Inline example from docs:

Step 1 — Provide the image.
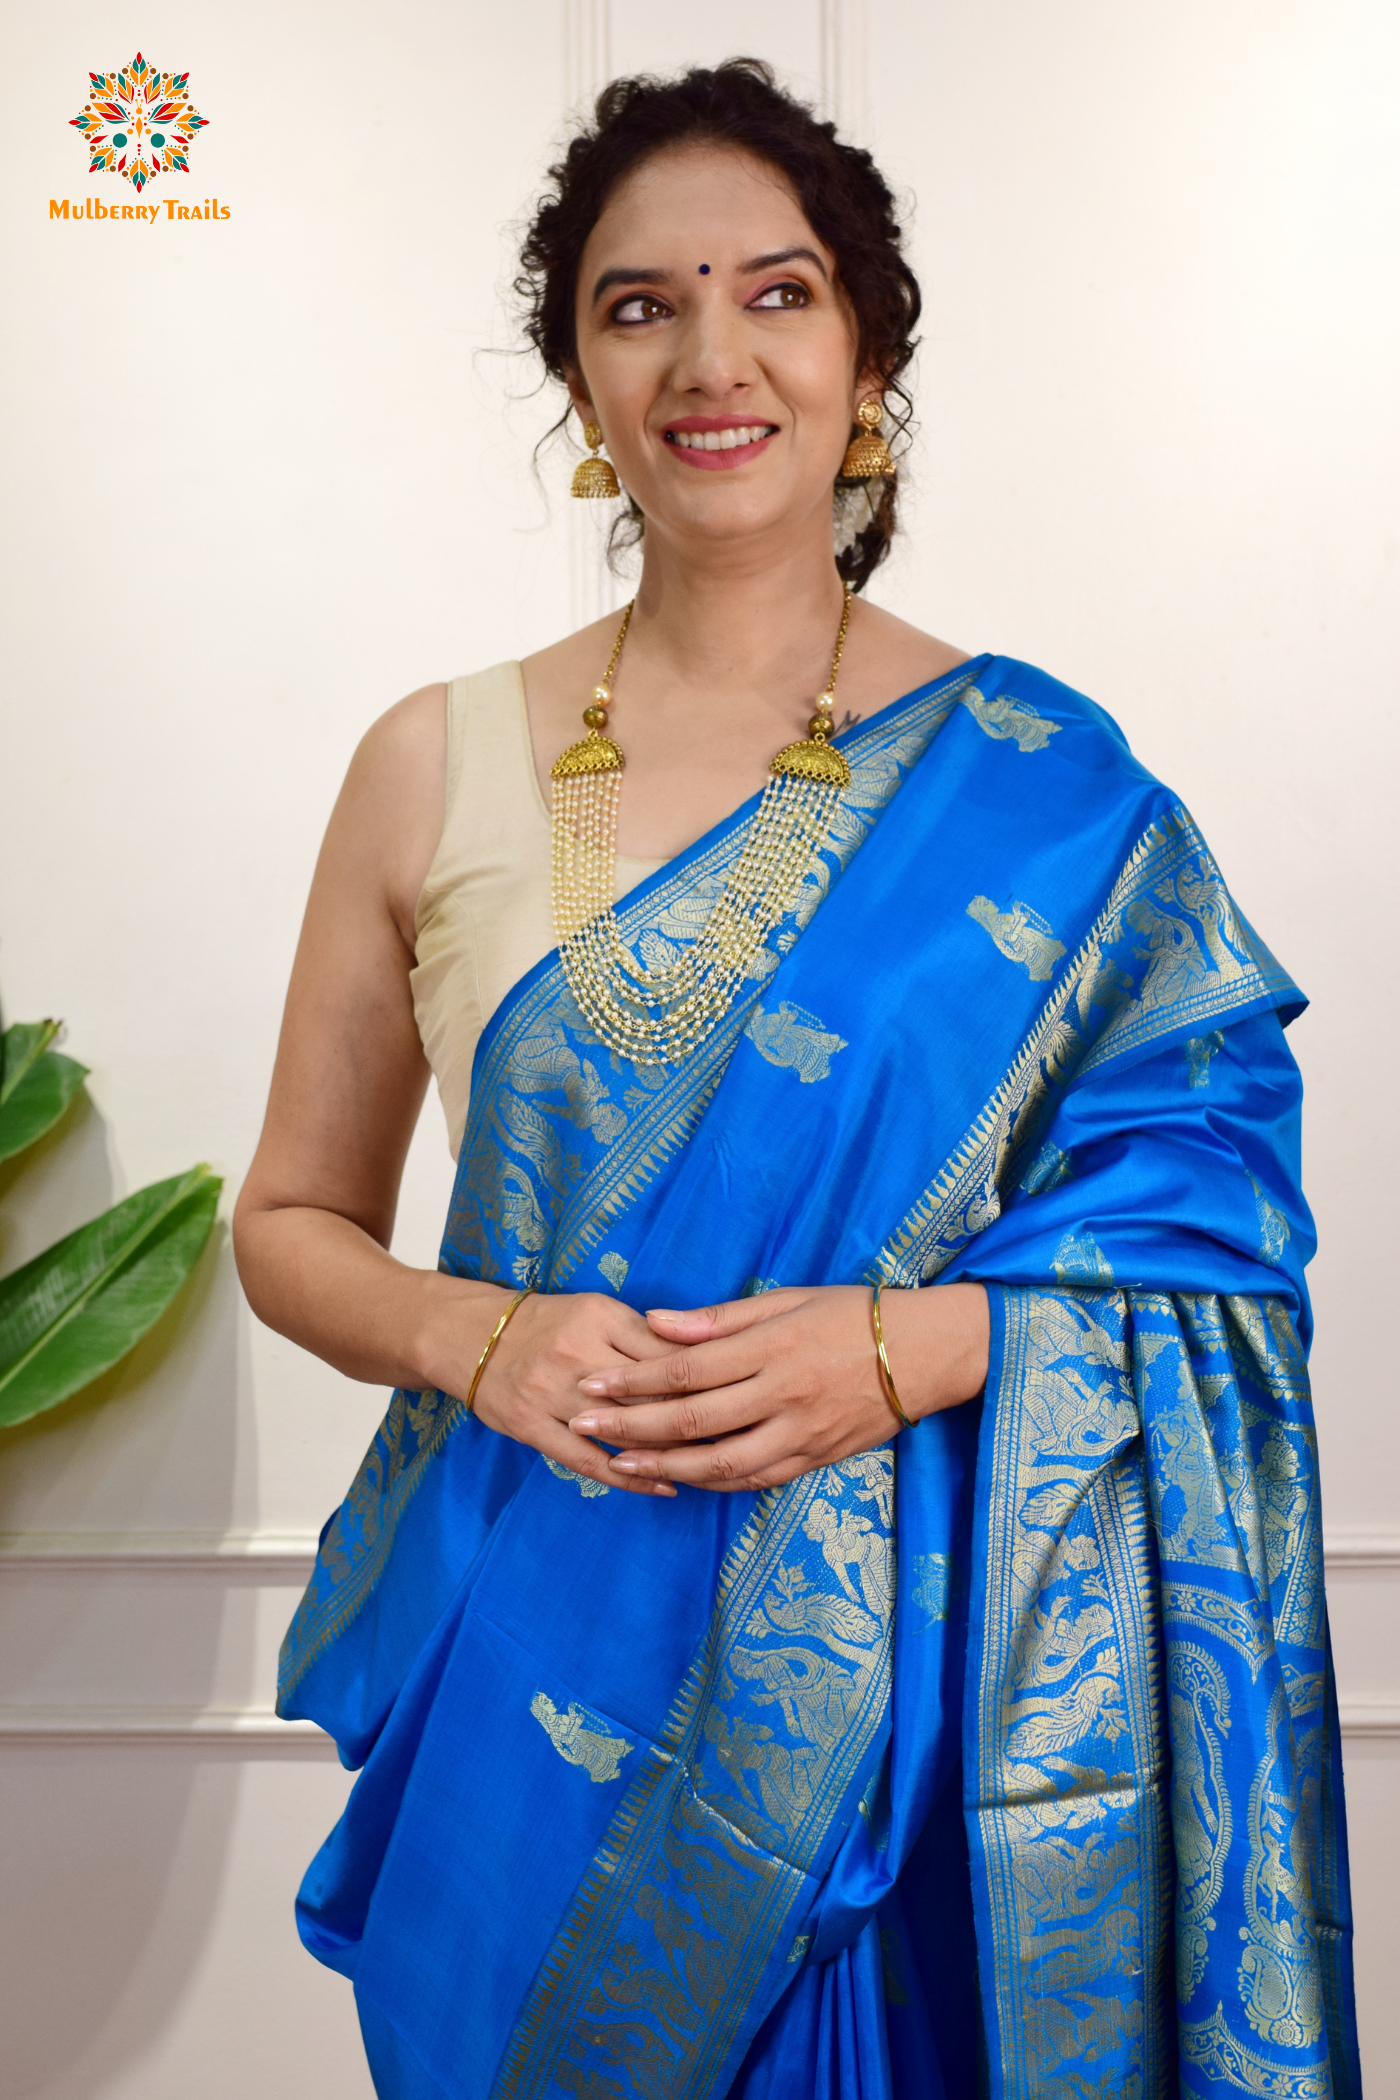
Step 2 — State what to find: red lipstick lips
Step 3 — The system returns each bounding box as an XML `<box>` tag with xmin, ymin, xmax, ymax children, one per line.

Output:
<box><xmin>662</xmin><ymin>415</ymin><xmax>779</xmax><ymax>471</ymax></box>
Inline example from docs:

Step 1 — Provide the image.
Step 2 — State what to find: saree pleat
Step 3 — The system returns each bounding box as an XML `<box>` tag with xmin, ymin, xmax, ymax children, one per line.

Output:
<box><xmin>278</xmin><ymin>654</ymin><xmax>1359</xmax><ymax>2098</ymax></box>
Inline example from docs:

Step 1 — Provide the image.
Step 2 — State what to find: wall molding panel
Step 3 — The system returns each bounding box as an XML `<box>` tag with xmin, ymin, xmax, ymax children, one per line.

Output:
<box><xmin>819</xmin><ymin>0</ymin><xmax>869</xmax><ymax>140</ymax></box>
<box><xmin>1323</xmin><ymin>1535</ymin><xmax>1400</xmax><ymax>1570</ymax></box>
<box><xmin>0</xmin><ymin>1529</ymin><xmax>320</xmax><ymax>1577</ymax></box>
<box><xmin>3</xmin><ymin>1528</ymin><xmax>1395</xmax><ymax>1738</ymax></box>
<box><xmin>2</xmin><ymin>1697</ymin><xmax>1392</xmax><ymax>1746</ymax></box>
<box><xmin>7</xmin><ymin>1527</ymin><xmax>1392</xmax><ymax>1573</ymax></box>
<box><xmin>0</xmin><ymin>1705</ymin><xmax>334</xmax><ymax>1750</ymax></box>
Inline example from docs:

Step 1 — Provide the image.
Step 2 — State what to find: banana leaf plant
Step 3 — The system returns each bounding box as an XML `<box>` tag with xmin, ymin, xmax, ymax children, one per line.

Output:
<box><xmin>0</xmin><ymin>1020</ymin><xmax>221</xmax><ymax>1428</ymax></box>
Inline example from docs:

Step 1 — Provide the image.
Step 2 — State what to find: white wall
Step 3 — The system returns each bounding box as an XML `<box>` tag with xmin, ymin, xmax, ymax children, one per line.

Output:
<box><xmin>0</xmin><ymin>2</ymin><xmax>1395</xmax><ymax>2092</ymax></box>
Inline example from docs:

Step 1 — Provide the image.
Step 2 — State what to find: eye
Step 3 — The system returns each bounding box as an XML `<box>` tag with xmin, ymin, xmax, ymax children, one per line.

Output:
<box><xmin>610</xmin><ymin>294</ymin><xmax>672</xmax><ymax>326</ymax></box>
<box><xmin>750</xmin><ymin>281</ymin><xmax>811</xmax><ymax>311</ymax></box>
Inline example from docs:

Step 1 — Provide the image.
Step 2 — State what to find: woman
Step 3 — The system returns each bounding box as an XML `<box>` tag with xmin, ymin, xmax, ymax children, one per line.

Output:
<box><xmin>235</xmin><ymin>60</ymin><xmax>1360</xmax><ymax>2100</ymax></box>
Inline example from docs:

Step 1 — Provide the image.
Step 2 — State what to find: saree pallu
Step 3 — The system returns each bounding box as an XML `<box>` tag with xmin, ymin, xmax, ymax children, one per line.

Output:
<box><xmin>279</xmin><ymin>656</ymin><xmax>1361</xmax><ymax>2100</ymax></box>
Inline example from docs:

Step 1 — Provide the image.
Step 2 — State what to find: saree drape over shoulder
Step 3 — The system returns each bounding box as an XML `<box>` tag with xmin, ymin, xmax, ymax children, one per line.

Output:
<box><xmin>280</xmin><ymin>657</ymin><xmax>1361</xmax><ymax>2100</ymax></box>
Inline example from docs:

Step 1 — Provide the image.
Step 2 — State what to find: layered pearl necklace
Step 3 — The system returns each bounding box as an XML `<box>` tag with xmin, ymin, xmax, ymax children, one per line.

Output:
<box><xmin>549</xmin><ymin>585</ymin><xmax>854</xmax><ymax>1066</ymax></box>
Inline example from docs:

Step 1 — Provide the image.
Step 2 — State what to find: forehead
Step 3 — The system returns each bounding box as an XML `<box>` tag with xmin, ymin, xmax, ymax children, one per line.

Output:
<box><xmin>584</xmin><ymin>143</ymin><xmax>827</xmax><ymax>265</ymax></box>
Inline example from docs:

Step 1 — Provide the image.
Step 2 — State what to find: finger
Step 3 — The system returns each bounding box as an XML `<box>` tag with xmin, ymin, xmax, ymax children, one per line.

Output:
<box><xmin>645</xmin><ymin>1291</ymin><xmax>801</xmax><ymax>1343</ymax></box>
<box><xmin>540</xmin><ymin>1425</ymin><xmax>677</xmax><ymax>1499</ymax></box>
<box><xmin>607</xmin><ymin>1419</ymin><xmax>801</xmax><ymax>1489</ymax></box>
<box><xmin>602</xmin><ymin>1309</ymin><xmax>678</xmax><ymax>1360</ymax></box>
<box><xmin>576</xmin><ymin>1333</ymin><xmax>762</xmax><ymax>1404</ymax></box>
<box><xmin>605</xmin><ymin>1329</ymin><xmax>678</xmax><ymax>1363</ymax></box>
<box><xmin>568</xmin><ymin>1384</ymin><xmax>765</xmax><ymax>1448</ymax></box>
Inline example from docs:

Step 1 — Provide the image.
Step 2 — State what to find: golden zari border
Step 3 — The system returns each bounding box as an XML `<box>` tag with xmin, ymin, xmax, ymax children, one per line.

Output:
<box><xmin>870</xmin><ymin>810</ymin><xmax>1296</xmax><ymax>1288</ymax></box>
<box><xmin>277</xmin><ymin>1382</ymin><xmax>469</xmax><ymax>1703</ymax></box>
<box><xmin>971</xmin><ymin>1288</ymin><xmax>1174</xmax><ymax>2096</ymax></box>
<box><xmin>491</xmin><ymin>1451</ymin><xmax>897</xmax><ymax>2100</ymax></box>
<box><xmin>972</xmin><ymin>1286</ymin><xmax>1355</xmax><ymax>2099</ymax></box>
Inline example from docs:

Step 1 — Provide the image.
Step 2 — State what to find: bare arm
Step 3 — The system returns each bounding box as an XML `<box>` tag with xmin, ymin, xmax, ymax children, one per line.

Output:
<box><xmin>232</xmin><ymin>684</ymin><xmax>675</xmax><ymax>1495</ymax></box>
<box><xmin>233</xmin><ymin>683</ymin><xmax>474</xmax><ymax>1384</ymax></box>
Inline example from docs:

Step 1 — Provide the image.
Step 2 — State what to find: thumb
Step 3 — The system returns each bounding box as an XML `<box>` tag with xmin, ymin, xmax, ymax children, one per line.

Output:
<box><xmin>646</xmin><ymin>1291</ymin><xmax>795</xmax><ymax>1341</ymax></box>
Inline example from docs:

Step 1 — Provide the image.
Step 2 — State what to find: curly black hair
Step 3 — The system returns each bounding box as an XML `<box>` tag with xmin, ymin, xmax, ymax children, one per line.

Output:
<box><xmin>517</xmin><ymin>58</ymin><xmax>921</xmax><ymax>592</ymax></box>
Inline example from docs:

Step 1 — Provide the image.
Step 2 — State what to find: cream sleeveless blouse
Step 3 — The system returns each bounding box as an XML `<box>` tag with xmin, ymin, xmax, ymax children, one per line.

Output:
<box><xmin>410</xmin><ymin>662</ymin><xmax>663</xmax><ymax>1158</ymax></box>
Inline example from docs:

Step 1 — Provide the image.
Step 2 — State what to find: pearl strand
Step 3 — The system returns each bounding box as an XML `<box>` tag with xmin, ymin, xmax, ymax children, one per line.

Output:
<box><xmin>548</xmin><ymin>589</ymin><xmax>853</xmax><ymax>1065</ymax></box>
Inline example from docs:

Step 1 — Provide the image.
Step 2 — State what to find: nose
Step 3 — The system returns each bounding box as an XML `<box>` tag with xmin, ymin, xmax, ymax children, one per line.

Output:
<box><xmin>668</xmin><ymin>289</ymin><xmax>757</xmax><ymax>403</ymax></box>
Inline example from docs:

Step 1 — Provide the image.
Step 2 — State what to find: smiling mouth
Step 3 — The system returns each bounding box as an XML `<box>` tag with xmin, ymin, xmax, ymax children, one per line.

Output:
<box><xmin>665</xmin><ymin>423</ymin><xmax>778</xmax><ymax>452</ymax></box>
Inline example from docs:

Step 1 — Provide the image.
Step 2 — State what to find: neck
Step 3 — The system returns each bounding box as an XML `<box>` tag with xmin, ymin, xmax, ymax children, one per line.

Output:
<box><xmin>625</xmin><ymin>512</ymin><xmax>849</xmax><ymax>704</ymax></box>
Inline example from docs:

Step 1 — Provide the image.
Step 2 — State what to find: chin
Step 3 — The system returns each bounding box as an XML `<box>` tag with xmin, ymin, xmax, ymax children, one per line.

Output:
<box><xmin>652</xmin><ymin>482</ymin><xmax>808</xmax><ymax>547</ymax></box>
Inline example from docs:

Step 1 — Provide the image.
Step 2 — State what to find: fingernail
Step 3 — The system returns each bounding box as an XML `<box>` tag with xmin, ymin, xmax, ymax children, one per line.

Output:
<box><xmin>647</xmin><ymin>1308</ymin><xmax>681</xmax><ymax>1321</ymax></box>
<box><xmin>653</xmin><ymin>1484</ymin><xmax>677</xmax><ymax>1498</ymax></box>
<box><xmin>570</xmin><ymin>1415</ymin><xmax>600</xmax><ymax>1434</ymax></box>
<box><xmin>611</xmin><ymin>1457</ymin><xmax>638</xmax><ymax>1473</ymax></box>
<box><xmin>578</xmin><ymin>1377</ymin><xmax>609</xmax><ymax>1395</ymax></box>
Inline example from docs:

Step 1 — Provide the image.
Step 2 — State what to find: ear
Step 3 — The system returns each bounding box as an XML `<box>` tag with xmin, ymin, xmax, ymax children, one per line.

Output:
<box><xmin>563</xmin><ymin>365</ymin><xmax>596</xmax><ymax>426</ymax></box>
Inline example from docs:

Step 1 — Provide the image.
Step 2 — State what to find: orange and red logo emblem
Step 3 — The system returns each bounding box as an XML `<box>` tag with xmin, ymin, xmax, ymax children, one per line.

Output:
<box><xmin>69</xmin><ymin>52</ymin><xmax>207</xmax><ymax>195</ymax></box>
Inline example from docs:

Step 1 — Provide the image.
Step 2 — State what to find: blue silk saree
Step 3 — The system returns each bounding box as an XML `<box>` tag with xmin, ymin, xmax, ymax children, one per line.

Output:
<box><xmin>279</xmin><ymin>656</ymin><xmax>1361</xmax><ymax>2100</ymax></box>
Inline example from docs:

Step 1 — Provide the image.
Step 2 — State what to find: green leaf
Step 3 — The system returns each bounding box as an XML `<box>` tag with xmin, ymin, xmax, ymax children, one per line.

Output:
<box><xmin>1</xmin><ymin>1021</ymin><xmax>60</xmax><ymax>1103</ymax></box>
<box><xmin>0</xmin><ymin>1165</ymin><xmax>222</xmax><ymax>1427</ymax></box>
<box><xmin>0</xmin><ymin>1021</ymin><xmax>89</xmax><ymax>1164</ymax></box>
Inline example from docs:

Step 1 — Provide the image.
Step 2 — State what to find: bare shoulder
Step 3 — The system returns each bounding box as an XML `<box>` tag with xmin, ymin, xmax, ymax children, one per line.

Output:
<box><xmin>844</xmin><ymin>600</ymin><xmax>970</xmax><ymax>717</ymax></box>
<box><xmin>520</xmin><ymin>615</ymin><xmax>620</xmax><ymax>777</ymax></box>
<box><xmin>521</xmin><ymin>617</ymin><xmax>619</xmax><ymax>691</ymax></box>
<box><xmin>319</xmin><ymin>682</ymin><xmax>448</xmax><ymax>950</ymax></box>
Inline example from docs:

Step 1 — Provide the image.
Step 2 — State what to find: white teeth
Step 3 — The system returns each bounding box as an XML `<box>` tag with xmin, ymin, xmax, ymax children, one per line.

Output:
<box><xmin>672</xmin><ymin>425</ymin><xmax>773</xmax><ymax>450</ymax></box>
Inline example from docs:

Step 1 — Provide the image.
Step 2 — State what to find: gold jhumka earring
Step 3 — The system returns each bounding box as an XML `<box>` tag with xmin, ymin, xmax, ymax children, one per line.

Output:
<box><xmin>840</xmin><ymin>398</ymin><xmax>895</xmax><ymax>479</ymax></box>
<box><xmin>549</xmin><ymin>587</ymin><xmax>856</xmax><ymax>1066</ymax></box>
<box><xmin>570</xmin><ymin>419</ymin><xmax>621</xmax><ymax>498</ymax></box>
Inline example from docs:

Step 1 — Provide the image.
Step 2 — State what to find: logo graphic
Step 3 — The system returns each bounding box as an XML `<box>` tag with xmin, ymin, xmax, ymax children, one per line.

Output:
<box><xmin>69</xmin><ymin>52</ymin><xmax>207</xmax><ymax>194</ymax></box>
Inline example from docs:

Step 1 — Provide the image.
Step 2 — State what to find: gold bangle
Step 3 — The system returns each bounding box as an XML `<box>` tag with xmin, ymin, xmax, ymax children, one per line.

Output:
<box><xmin>871</xmin><ymin>1282</ymin><xmax>913</xmax><ymax>1431</ymax></box>
<box><xmin>464</xmin><ymin>1287</ymin><xmax>534</xmax><ymax>1415</ymax></box>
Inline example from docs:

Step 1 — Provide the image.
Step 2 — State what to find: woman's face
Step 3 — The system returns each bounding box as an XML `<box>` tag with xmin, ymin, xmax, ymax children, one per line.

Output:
<box><xmin>568</xmin><ymin>144</ymin><xmax>865</xmax><ymax>560</ymax></box>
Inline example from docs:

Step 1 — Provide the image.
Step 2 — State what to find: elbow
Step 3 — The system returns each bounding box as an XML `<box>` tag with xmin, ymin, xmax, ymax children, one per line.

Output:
<box><xmin>231</xmin><ymin>1178</ymin><xmax>278</xmax><ymax>1320</ymax></box>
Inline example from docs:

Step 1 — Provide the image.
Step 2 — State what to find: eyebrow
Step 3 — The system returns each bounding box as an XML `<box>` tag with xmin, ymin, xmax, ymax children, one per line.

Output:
<box><xmin>589</xmin><ymin>246</ymin><xmax>830</xmax><ymax>304</ymax></box>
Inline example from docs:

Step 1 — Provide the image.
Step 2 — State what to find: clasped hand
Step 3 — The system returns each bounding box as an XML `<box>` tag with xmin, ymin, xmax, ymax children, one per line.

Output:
<box><xmin>474</xmin><ymin>1282</ymin><xmax>989</xmax><ymax>1499</ymax></box>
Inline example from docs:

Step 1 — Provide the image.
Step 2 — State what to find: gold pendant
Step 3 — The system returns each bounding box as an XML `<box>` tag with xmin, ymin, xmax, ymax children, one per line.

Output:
<box><xmin>551</xmin><ymin>730</ymin><xmax>624</xmax><ymax>779</ymax></box>
<box><xmin>771</xmin><ymin>737</ymin><xmax>851</xmax><ymax>789</ymax></box>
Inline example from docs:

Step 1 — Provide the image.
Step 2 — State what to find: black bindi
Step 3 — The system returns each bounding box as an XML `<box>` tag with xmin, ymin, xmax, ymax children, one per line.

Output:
<box><xmin>698</xmin><ymin>263</ymin><xmax>710</xmax><ymax>274</ymax></box>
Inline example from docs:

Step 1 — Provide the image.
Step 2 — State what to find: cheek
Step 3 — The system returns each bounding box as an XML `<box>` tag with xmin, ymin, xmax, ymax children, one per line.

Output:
<box><xmin>574</xmin><ymin>338</ymin><xmax>660</xmax><ymax>432</ymax></box>
<box><xmin>777</xmin><ymin>326</ymin><xmax>858</xmax><ymax>430</ymax></box>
